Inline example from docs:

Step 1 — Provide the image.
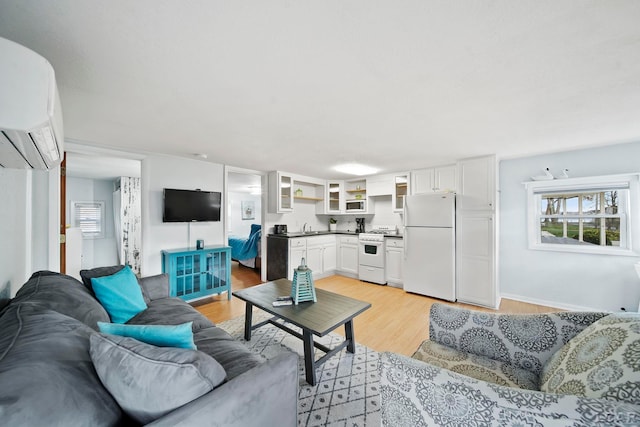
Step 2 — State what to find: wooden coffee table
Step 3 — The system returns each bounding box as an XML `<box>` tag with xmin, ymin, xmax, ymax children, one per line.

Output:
<box><xmin>233</xmin><ymin>279</ymin><xmax>371</xmax><ymax>385</ymax></box>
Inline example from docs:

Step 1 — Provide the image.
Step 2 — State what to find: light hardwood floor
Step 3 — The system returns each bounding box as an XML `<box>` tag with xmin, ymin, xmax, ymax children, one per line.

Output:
<box><xmin>194</xmin><ymin>263</ymin><xmax>558</xmax><ymax>356</ymax></box>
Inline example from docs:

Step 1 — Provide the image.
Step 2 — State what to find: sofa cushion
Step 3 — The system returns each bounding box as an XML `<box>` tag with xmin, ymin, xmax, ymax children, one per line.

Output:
<box><xmin>80</xmin><ymin>264</ymin><xmax>151</xmax><ymax>303</ymax></box>
<box><xmin>90</xmin><ymin>333</ymin><xmax>226</xmax><ymax>424</ymax></box>
<box><xmin>127</xmin><ymin>297</ymin><xmax>215</xmax><ymax>332</ymax></box>
<box><xmin>540</xmin><ymin>313</ymin><xmax>640</xmax><ymax>404</ymax></box>
<box><xmin>413</xmin><ymin>340</ymin><xmax>539</xmax><ymax>390</ymax></box>
<box><xmin>194</xmin><ymin>326</ymin><xmax>265</xmax><ymax>380</ymax></box>
<box><xmin>8</xmin><ymin>270</ymin><xmax>109</xmax><ymax>329</ymax></box>
<box><xmin>138</xmin><ymin>273</ymin><xmax>170</xmax><ymax>301</ymax></box>
<box><xmin>98</xmin><ymin>321</ymin><xmax>197</xmax><ymax>349</ymax></box>
<box><xmin>0</xmin><ymin>305</ymin><xmax>123</xmax><ymax>426</ymax></box>
<box><xmin>91</xmin><ymin>265</ymin><xmax>148</xmax><ymax>323</ymax></box>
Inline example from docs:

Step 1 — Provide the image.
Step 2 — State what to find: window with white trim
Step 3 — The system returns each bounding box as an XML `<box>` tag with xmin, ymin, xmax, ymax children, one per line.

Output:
<box><xmin>71</xmin><ymin>201</ymin><xmax>105</xmax><ymax>239</ymax></box>
<box><xmin>525</xmin><ymin>174</ymin><xmax>640</xmax><ymax>255</ymax></box>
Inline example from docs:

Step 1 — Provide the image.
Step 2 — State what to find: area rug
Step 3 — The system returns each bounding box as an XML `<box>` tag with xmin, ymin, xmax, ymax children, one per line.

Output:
<box><xmin>217</xmin><ymin>311</ymin><xmax>381</xmax><ymax>427</ymax></box>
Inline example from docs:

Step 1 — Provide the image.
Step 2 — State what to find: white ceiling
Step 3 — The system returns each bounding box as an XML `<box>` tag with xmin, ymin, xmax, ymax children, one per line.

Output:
<box><xmin>1</xmin><ymin>1</ymin><xmax>640</xmax><ymax>179</ymax></box>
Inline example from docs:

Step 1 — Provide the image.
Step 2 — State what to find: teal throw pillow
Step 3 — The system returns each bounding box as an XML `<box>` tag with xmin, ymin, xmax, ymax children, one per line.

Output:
<box><xmin>91</xmin><ymin>266</ymin><xmax>147</xmax><ymax>323</ymax></box>
<box><xmin>98</xmin><ymin>321</ymin><xmax>196</xmax><ymax>350</ymax></box>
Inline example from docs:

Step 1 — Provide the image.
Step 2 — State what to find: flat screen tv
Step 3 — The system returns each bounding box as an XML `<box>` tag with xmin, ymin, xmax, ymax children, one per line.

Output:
<box><xmin>163</xmin><ymin>188</ymin><xmax>221</xmax><ymax>222</ymax></box>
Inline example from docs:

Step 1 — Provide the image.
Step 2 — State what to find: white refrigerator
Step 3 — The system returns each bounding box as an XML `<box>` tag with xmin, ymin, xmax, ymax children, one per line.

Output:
<box><xmin>403</xmin><ymin>193</ymin><xmax>456</xmax><ymax>301</ymax></box>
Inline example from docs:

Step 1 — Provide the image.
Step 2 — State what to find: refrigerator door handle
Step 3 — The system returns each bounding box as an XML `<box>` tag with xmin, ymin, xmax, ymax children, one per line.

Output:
<box><xmin>402</xmin><ymin>197</ymin><xmax>407</xmax><ymax>228</ymax></box>
<box><xmin>404</xmin><ymin>229</ymin><xmax>408</xmax><ymax>260</ymax></box>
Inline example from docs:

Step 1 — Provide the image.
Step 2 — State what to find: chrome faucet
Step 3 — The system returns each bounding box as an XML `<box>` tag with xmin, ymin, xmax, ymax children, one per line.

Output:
<box><xmin>302</xmin><ymin>223</ymin><xmax>308</xmax><ymax>232</ymax></box>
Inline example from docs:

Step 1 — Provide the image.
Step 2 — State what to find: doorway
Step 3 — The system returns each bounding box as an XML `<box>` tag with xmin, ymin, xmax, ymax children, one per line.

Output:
<box><xmin>64</xmin><ymin>151</ymin><xmax>142</xmax><ymax>279</ymax></box>
<box><xmin>226</xmin><ymin>169</ymin><xmax>265</xmax><ymax>281</ymax></box>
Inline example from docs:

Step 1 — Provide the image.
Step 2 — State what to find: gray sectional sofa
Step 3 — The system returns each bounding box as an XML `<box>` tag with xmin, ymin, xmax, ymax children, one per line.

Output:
<box><xmin>379</xmin><ymin>303</ymin><xmax>640</xmax><ymax>426</ymax></box>
<box><xmin>0</xmin><ymin>269</ymin><xmax>298</xmax><ymax>426</ymax></box>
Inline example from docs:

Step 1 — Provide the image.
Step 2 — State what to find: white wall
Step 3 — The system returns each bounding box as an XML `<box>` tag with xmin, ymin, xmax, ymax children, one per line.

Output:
<box><xmin>227</xmin><ymin>191</ymin><xmax>261</xmax><ymax>236</ymax></box>
<box><xmin>0</xmin><ymin>168</ymin><xmax>57</xmax><ymax>297</ymax></box>
<box><xmin>141</xmin><ymin>155</ymin><xmax>225</xmax><ymax>276</ymax></box>
<box><xmin>0</xmin><ymin>168</ymin><xmax>30</xmax><ymax>297</ymax></box>
<box><xmin>499</xmin><ymin>141</ymin><xmax>640</xmax><ymax>312</ymax></box>
<box><xmin>66</xmin><ymin>176</ymin><xmax>118</xmax><ymax>269</ymax></box>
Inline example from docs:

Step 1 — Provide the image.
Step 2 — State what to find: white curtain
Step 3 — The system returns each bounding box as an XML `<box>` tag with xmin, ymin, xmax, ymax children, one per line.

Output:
<box><xmin>116</xmin><ymin>177</ymin><xmax>141</xmax><ymax>275</ymax></box>
<box><xmin>113</xmin><ymin>188</ymin><xmax>122</xmax><ymax>263</ymax></box>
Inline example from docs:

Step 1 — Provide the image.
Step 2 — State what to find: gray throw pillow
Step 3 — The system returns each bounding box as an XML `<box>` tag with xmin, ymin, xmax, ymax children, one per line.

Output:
<box><xmin>90</xmin><ymin>333</ymin><xmax>227</xmax><ymax>424</ymax></box>
<box><xmin>80</xmin><ymin>265</ymin><xmax>125</xmax><ymax>291</ymax></box>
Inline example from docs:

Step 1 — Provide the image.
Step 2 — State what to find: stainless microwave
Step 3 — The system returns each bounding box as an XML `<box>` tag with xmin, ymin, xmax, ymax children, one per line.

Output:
<box><xmin>345</xmin><ymin>199</ymin><xmax>366</xmax><ymax>212</ymax></box>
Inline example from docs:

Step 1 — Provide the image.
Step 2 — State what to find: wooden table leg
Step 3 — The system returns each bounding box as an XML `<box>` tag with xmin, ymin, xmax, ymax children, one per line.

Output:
<box><xmin>244</xmin><ymin>303</ymin><xmax>253</xmax><ymax>341</ymax></box>
<box><xmin>303</xmin><ymin>329</ymin><xmax>316</xmax><ymax>385</ymax></box>
<box><xmin>345</xmin><ymin>320</ymin><xmax>355</xmax><ymax>353</ymax></box>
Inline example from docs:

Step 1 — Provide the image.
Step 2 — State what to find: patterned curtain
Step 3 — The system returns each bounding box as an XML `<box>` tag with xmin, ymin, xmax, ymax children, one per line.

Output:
<box><xmin>120</xmin><ymin>177</ymin><xmax>141</xmax><ymax>275</ymax></box>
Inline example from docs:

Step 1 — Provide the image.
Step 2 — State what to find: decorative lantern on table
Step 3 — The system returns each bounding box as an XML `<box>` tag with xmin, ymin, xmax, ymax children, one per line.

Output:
<box><xmin>291</xmin><ymin>257</ymin><xmax>317</xmax><ymax>304</ymax></box>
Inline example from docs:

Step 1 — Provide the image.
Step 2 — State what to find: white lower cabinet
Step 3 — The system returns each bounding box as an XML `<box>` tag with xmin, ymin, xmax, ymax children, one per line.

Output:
<box><xmin>287</xmin><ymin>238</ymin><xmax>307</xmax><ymax>281</ymax></box>
<box><xmin>337</xmin><ymin>235</ymin><xmax>359</xmax><ymax>276</ymax></box>
<box><xmin>385</xmin><ymin>237</ymin><xmax>404</xmax><ymax>287</ymax></box>
<box><xmin>297</xmin><ymin>235</ymin><xmax>337</xmax><ymax>280</ymax></box>
<box><xmin>323</xmin><ymin>242</ymin><xmax>337</xmax><ymax>272</ymax></box>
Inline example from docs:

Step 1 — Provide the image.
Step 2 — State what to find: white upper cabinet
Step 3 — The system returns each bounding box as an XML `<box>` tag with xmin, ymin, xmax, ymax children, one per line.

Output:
<box><xmin>411</xmin><ymin>165</ymin><xmax>457</xmax><ymax>194</ymax></box>
<box><xmin>326</xmin><ymin>180</ymin><xmax>343</xmax><ymax>214</ymax></box>
<box><xmin>268</xmin><ymin>171</ymin><xmax>293</xmax><ymax>213</ymax></box>
<box><xmin>457</xmin><ymin>156</ymin><xmax>495</xmax><ymax>211</ymax></box>
<box><xmin>268</xmin><ymin>171</ymin><xmax>325</xmax><ymax>214</ymax></box>
<box><xmin>366</xmin><ymin>174</ymin><xmax>394</xmax><ymax>196</ymax></box>
<box><xmin>392</xmin><ymin>173</ymin><xmax>409</xmax><ymax>212</ymax></box>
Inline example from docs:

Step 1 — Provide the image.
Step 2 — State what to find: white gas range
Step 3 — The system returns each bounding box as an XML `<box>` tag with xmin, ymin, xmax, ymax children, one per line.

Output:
<box><xmin>358</xmin><ymin>225</ymin><xmax>399</xmax><ymax>285</ymax></box>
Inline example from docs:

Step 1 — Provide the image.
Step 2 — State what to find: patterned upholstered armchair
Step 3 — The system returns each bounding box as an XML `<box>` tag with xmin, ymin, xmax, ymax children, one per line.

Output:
<box><xmin>379</xmin><ymin>303</ymin><xmax>640</xmax><ymax>426</ymax></box>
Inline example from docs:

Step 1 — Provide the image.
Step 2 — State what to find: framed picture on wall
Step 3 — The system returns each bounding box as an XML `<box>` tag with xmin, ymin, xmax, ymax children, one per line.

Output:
<box><xmin>241</xmin><ymin>201</ymin><xmax>255</xmax><ymax>220</ymax></box>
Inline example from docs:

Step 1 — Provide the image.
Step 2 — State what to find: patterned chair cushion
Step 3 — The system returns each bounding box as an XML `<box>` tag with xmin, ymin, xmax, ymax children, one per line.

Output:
<box><xmin>380</xmin><ymin>351</ymin><xmax>640</xmax><ymax>427</ymax></box>
<box><xmin>540</xmin><ymin>313</ymin><xmax>640</xmax><ymax>405</ymax></box>
<box><xmin>428</xmin><ymin>303</ymin><xmax>607</xmax><ymax>377</ymax></box>
<box><xmin>413</xmin><ymin>340</ymin><xmax>539</xmax><ymax>390</ymax></box>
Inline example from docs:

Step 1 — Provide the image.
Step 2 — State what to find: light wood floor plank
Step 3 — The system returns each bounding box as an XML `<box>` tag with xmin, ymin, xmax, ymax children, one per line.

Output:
<box><xmin>194</xmin><ymin>263</ymin><xmax>559</xmax><ymax>356</ymax></box>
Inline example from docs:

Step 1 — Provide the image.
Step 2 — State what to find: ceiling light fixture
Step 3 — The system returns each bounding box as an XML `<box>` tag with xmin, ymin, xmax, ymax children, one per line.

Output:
<box><xmin>333</xmin><ymin>163</ymin><xmax>379</xmax><ymax>176</ymax></box>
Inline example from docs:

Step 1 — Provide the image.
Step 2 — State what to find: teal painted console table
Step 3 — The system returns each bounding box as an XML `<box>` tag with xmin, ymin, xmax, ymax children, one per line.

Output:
<box><xmin>161</xmin><ymin>245</ymin><xmax>232</xmax><ymax>301</ymax></box>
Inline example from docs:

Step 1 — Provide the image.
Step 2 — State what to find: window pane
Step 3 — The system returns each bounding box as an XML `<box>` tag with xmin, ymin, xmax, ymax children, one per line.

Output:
<box><xmin>605</xmin><ymin>218</ymin><xmax>621</xmax><ymax>246</ymax></box>
<box><xmin>604</xmin><ymin>190</ymin><xmax>619</xmax><ymax>214</ymax></box>
<box><xmin>582</xmin><ymin>193</ymin><xmax>599</xmax><ymax>214</ymax></box>
<box><xmin>541</xmin><ymin>196</ymin><xmax>561</xmax><ymax>216</ymax></box>
<box><xmin>72</xmin><ymin>201</ymin><xmax>105</xmax><ymax>239</ymax></box>
<box><xmin>540</xmin><ymin>218</ymin><xmax>570</xmax><ymax>244</ymax></box>
<box><xmin>540</xmin><ymin>217</ymin><xmax>565</xmax><ymax>238</ymax></box>
<box><xmin>565</xmin><ymin>196</ymin><xmax>579</xmax><ymax>215</ymax></box>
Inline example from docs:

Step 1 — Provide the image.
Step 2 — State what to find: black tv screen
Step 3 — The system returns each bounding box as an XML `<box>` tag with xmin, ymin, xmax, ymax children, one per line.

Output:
<box><xmin>163</xmin><ymin>188</ymin><xmax>221</xmax><ymax>222</ymax></box>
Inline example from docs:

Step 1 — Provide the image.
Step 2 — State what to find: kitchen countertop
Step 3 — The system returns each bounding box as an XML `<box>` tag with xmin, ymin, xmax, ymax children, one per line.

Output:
<box><xmin>268</xmin><ymin>231</ymin><xmax>403</xmax><ymax>238</ymax></box>
<box><xmin>268</xmin><ymin>231</ymin><xmax>358</xmax><ymax>238</ymax></box>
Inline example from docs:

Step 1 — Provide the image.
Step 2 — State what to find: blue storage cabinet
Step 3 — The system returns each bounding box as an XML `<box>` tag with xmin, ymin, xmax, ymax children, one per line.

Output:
<box><xmin>161</xmin><ymin>245</ymin><xmax>232</xmax><ymax>301</ymax></box>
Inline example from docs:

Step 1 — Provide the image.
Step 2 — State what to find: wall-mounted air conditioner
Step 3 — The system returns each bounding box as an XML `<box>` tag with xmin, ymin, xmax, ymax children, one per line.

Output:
<box><xmin>0</xmin><ymin>37</ymin><xmax>64</xmax><ymax>170</ymax></box>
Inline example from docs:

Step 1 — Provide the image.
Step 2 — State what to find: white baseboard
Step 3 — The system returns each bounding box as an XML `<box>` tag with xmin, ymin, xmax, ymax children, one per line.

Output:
<box><xmin>500</xmin><ymin>293</ymin><xmax>605</xmax><ymax>313</ymax></box>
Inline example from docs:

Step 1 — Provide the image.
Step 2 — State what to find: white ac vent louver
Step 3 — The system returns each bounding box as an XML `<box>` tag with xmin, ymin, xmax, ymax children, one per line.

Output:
<box><xmin>0</xmin><ymin>37</ymin><xmax>64</xmax><ymax>170</ymax></box>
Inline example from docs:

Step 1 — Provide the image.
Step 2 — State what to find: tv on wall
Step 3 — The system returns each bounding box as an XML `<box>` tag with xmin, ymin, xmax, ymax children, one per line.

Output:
<box><xmin>163</xmin><ymin>188</ymin><xmax>221</xmax><ymax>222</ymax></box>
